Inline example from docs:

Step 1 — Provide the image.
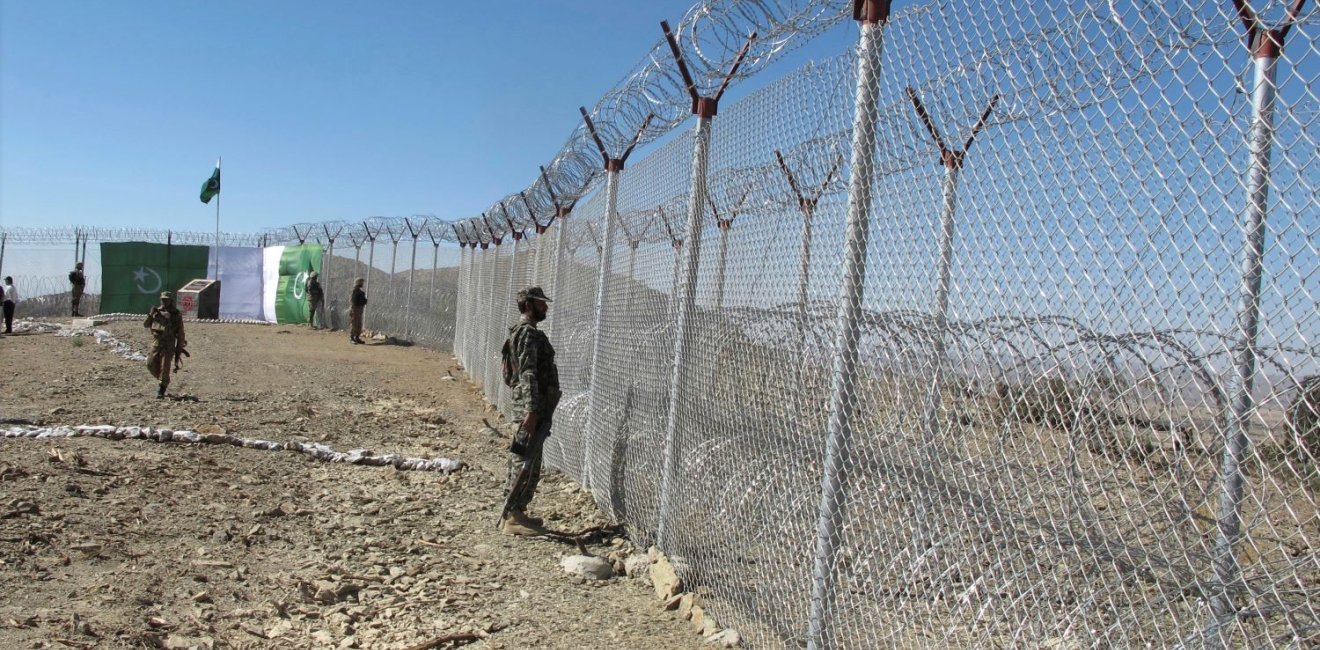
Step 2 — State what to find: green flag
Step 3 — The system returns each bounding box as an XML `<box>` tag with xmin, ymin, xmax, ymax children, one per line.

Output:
<box><xmin>272</xmin><ymin>244</ymin><xmax>323</xmax><ymax>324</ymax></box>
<box><xmin>200</xmin><ymin>165</ymin><xmax>220</xmax><ymax>204</ymax></box>
<box><xmin>100</xmin><ymin>242</ymin><xmax>210</xmax><ymax>314</ymax></box>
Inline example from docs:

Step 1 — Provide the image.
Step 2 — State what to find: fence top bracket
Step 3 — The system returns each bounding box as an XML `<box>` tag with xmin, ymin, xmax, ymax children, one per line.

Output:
<box><xmin>853</xmin><ymin>0</ymin><xmax>892</xmax><ymax>26</ymax></box>
<box><xmin>661</xmin><ymin>20</ymin><xmax>757</xmax><ymax>118</ymax></box>
<box><xmin>1232</xmin><ymin>0</ymin><xmax>1307</xmax><ymax>58</ymax></box>
<box><xmin>580</xmin><ymin>108</ymin><xmax>654</xmax><ymax>171</ymax></box>
<box><xmin>906</xmin><ymin>88</ymin><xmax>999</xmax><ymax>171</ymax></box>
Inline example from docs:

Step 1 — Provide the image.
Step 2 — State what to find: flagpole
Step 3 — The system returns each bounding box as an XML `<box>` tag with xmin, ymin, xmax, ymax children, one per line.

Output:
<box><xmin>215</xmin><ymin>156</ymin><xmax>222</xmax><ymax>280</ymax></box>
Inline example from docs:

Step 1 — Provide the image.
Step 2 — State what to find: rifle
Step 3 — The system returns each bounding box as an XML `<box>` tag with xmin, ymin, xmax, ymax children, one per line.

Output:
<box><xmin>497</xmin><ymin>459</ymin><xmax>518</xmax><ymax>528</ymax></box>
<box><xmin>173</xmin><ymin>346</ymin><xmax>190</xmax><ymax>372</ymax></box>
<box><xmin>496</xmin><ymin>430</ymin><xmax>535</xmax><ymax>529</ymax></box>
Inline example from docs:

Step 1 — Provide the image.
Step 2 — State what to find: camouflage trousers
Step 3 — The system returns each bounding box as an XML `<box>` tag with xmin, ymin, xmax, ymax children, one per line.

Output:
<box><xmin>350</xmin><ymin>307</ymin><xmax>364</xmax><ymax>340</ymax></box>
<box><xmin>147</xmin><ymin>336</ymin><xmax>177</xmax><ymax>387</ymax></box>
<box><xmin>308</xmin><ymin>296</ymin><xmax>325</xmax><ymax>329</ymax></box>
<box><xmin>71</xmin><ymin>286</ymin><xmax>84</xmax><ymax>312</ymax></box>
<box><xmin>504</xmin><ymin>413</ymin><xmax>554</xmax><ymax>513</ymax></box>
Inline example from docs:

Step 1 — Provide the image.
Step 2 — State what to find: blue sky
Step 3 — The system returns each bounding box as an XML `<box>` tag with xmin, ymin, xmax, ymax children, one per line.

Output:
<box><xmin>0</xmin><ymin>0</ymin><xmax>855</xmax><ymax>235</ymax></box>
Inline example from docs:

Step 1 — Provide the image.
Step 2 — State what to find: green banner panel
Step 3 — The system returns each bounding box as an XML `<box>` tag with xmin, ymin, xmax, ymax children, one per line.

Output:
<box><xmin>100</xmin><ymin>242</ymin><xmax>210</xmax><ymax>314</ymax></box>
<box><xmin>273</xmin><ymin>244</ymin><xmax>322</xmax><ymax>325</ymax></box>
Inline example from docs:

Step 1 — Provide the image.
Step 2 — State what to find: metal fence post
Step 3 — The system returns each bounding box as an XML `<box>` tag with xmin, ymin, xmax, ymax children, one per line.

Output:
<box><xmin>658</xmin><ymin>207</ymin><xmax>683</xmax><ymax>327</ymax></box>
<box><xmin>776</xmin><ymin>148</ymin><xmax>843</xmax><ymax>370</ymax></box>
<box><xmin>322</xmin><ymin>223</ymin><xmax>342</xmax><ymax>328</ymax></box>
<box><xmin>386</xmin><ymin>224</ymin><xmax>403</xmax><ymax>333</ymax></box>
<box><xmin>454</xmin><ymin>239</ymin><xmax>468</xmax><ymax>361</ymax></box>
<box><xmin>464</xmin><ymin>224</ymin><xmax>481</xmax><ymax>365</ymax></box>
<box><xmin>806</xmin><ymin>2</ymin><xmax>890</xmax><ymax>647</ymax></box>
<box><xmin>364</xmin><ymin>221</ymin><xmax>379</xmax><ymax>330</ymax></box>
<box><xmin>455</xmin><ymin>223</ymin><xmax>473</xmax><ymax>364</ymax></box>
<box><xmin>404</xmin><ymin>216</ymin><xmax>427</xmax><ymax>339</ymax></box>
<box><xmin>429</xmin><ymin>229</ymin><xmax>442</xmax><ymax>316</ymax></box>
<box><xmin>468</xmin><ymin>238</ymin><xmax>482</xmax><ymax>367</ymax></box>
<box><xmin>500</xmin><ymin>203</ymin><xmax>523</xmax><ymax>413</ymax></box>
<box><xmin>714</xmin><ymin>217</ymin><xmax>731</xmax><ymax>310</ymax></box>
<box><xmin>462</xmin><ymin>224</ymin><xmax>483</xmax><ymax>364</ymax></box>
<box><xmin>905</xmin><ymin>89</ymin><xmax>998</xmax><ymax>555</ymax></box>
<box><xmin>658</xmin><ymin>113</ymin><xmax>713</xmax><ymax>549</ymax></box>
<box><xmin>484</xmin><ymin>225</ymin><xmax>504</xmax><ymax>399</ymax></box>
<box><xmin>584</xmin><ymin>166</ymin><xmax>621</xmax><ymax>492</ymax></box>
<box><xmin>580</xmin><ymin>107</ymin><xmax>651</xmax><ymax>494</ymax></box>
<box><xmin>624</xmin><ymin>240</ymin><xmax>640</xmax><ymax>316</ymax></box>
<box><xmin>656</xmin><ymin>20</ymin><xmax>757</xmax><ymax>549</ymax></box>
<box><xmin>549</xmin><ymin>207</ymin><xmax>571</xmax><ymax>341</ymax></box>
<box><xmin>1205</xmin><ymin>2</ymin><xmax>1303</xmax><ymax>644</ymax></box>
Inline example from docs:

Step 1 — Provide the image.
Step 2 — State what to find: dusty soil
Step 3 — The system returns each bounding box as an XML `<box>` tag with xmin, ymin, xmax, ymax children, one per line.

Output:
<box><xmin>0</xmin><ymin>318</ymin><xmax>707</xmax><ymax>649</ymax></box>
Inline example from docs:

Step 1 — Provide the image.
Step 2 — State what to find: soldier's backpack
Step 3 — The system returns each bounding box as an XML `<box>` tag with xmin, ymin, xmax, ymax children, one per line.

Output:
<box><xmin>500</xmin><ymin>337</ymin><xmax>516</xmax><ymax>388</ymax></box>
<box><xmin>500</xmin><ymin>323</ymin><xmax>531</xmax><ymax>388</ymax></box>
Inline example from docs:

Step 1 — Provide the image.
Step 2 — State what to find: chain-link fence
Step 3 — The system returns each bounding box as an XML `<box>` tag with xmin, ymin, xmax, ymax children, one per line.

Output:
<box><xmin>455</xmin><ymin>1</ymin><xmax>1319</xmax><ymax>648</ymax></box>
<box><xmin>3</xmin><ymin>0</ymin><xmax>1317</xmax><ymax>647</ymax></box>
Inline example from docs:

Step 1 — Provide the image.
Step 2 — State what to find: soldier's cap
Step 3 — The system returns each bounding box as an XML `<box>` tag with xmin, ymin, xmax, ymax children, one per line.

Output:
<box><xmin>309</xmin><ymin>271</ymin><xmax>318</xmax><ymax>278</ymax></box>
<box><xmin>517</xmin><ymin>286</ymin><xmax>552</xmax><ymax>303</ymax></box>
<box><xmin>160</xmin><ymin>291</ymin><xmax>173</xmax><ymax>300</ymax></box>
<box><xmin>75</xmin><ymin>262</ymin><xmax>84</xmax><ymax>269</ymax></box>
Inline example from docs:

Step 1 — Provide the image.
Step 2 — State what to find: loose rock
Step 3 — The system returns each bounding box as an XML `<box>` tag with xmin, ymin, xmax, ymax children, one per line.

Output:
<box><xmin>624</xmin><ymin>553</ymin><xmax>652</xmax><ymax>578</ymax></box>
<box><xmin>704</xmin><ymin>629</ymin><xmax>742</xmax><ymax>647</ymax></box>
<box><xmin>650</xmin><ymin>552</ymin><xmax>682</xmax><ymax>600</ymax></box>
<box><xmin>560</xmin><ymin>555</ymin><xmax>615</xmax><ymax>581</ymax></box>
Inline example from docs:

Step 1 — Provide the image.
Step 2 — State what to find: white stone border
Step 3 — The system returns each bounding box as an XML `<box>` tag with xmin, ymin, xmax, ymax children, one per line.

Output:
<box><xmin>2</xmin><ymin>424</ymin><xmax>464</xmax><ymax>473</ymax></box>
<box><xmin>54</xmin><ymin>324</ymin><xmax>147</xmax><ymax>362</ymax></box>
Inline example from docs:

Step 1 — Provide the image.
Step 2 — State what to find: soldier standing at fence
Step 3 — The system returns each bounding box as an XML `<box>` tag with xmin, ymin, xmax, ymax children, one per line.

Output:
<box><xmin>349</xmin><ymin>277</ymin><xmax>367</xmax><ymax>344</ymax></box>
<box><xmin>305</xmin><ymin>271</ymin><xmax>325</xmax><ymax>330</ymax></box>
<box><xmin>498</xmin><ymin>286</ymin><xmax>561</xmax><ymax>536</ymax></box>
<box><xmin>69</xmin><ymin>262</ymin><xmax>86</xmax><ymax>317</ymax></box>
<box><xmin>2</xmin><ymin>277</ymin><xmax>17</xmax><ymax>334</ymax></box>
<box><xmin>144</xmin><ymin>291</ymin><xmax>186</xmax><ymax>399</ymax></box>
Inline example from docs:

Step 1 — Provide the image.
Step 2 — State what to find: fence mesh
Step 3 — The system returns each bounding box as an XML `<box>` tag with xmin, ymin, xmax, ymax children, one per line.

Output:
<box><xmin>454</xmin><ymin>1</ymin><xmax>1317</xmax><ymax>648</ymax></box>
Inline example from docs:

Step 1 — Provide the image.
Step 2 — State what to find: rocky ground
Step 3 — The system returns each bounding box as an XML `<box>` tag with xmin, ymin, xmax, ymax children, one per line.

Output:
<box><xmin>0</xmin><ymin>317</ymin><xmax>715</xmax><ymax>649</ymax></box>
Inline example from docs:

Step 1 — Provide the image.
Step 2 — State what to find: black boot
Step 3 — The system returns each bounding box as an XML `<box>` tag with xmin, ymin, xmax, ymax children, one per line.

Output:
<box><xmin>157</xmin><ymin>383</ymin><xmax>167</xmax><ymax>399</ymax></box>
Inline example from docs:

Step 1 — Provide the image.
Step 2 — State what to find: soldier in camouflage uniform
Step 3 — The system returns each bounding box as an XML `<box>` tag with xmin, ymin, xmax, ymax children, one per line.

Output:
<box><xmin>349</xmin><ymin>278</ymin><xmax>367</xmax><ymax>344</ymax></box>
<box><xmin>500</xmin><ymin>286</ymin><xmax>561</xmax><ymax>536</ymax></box>
<box><xmin>69</xmin><ymin>262</ymin><xmax>86</xmax><ymax>317</ymax></box>
<box><xmin>143</xmin><ymin>291</ymin><xmax>186</xmax><ymax>399</ymax></box>
<box><xmin>305</xmin><ymin>271</ymin><xmax>325</xmax><ymax>330</ymax></box>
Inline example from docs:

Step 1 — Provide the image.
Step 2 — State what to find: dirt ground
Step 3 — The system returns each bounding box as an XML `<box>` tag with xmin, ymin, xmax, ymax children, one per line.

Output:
<box><xmin>0</xmin><ymin>317</ymin><xmax>709</xmax><ymax>650</ymax></box>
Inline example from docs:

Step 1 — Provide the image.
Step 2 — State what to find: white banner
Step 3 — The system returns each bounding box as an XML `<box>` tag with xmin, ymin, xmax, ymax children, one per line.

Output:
<box><xmin>207</xmin><ymin>246</ymin><xmax>265</xmax><ymax>321</ymax></box>
<box><xmin>261</xmin><ymin>245</ymin><xmax>285</xmax><ymax>323</ymax></box>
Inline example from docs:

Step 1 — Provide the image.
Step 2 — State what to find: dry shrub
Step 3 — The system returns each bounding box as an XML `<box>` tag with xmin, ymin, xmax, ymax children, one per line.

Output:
<box><xmin>994</xmin><ymin>376</ymin><xmax>1177</xmax><ymax>460</ymax></box>
<box><xmin>995</xmin><ymin>377</ymin><xmax>1083</xmax><ymax>431</ymax></box>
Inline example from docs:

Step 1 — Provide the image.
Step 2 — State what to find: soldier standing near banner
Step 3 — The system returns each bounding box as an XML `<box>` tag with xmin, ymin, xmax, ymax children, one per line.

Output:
<box><xmin>69</xmin><ymin>262</ymin><xmax>86</xmax><ymax>317</ymax></box>
<box><xmin>349</xmin><ymin>277</ymin><xmax>367</xmax><ymax>344</ymax></box>
<box><xmin>144</xmin><ymin>291</ymin><xmax>186</xmax><ymax>398</ymax></box>
<box><xmin>305</xmin><ymin>271</ymin><xmax>325</xmax><ymax>330</ymax></box>
<box><xmin>498</xmin><ymin>286</ymin><xmax>561</xmax><ymax>536</ymax></box>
